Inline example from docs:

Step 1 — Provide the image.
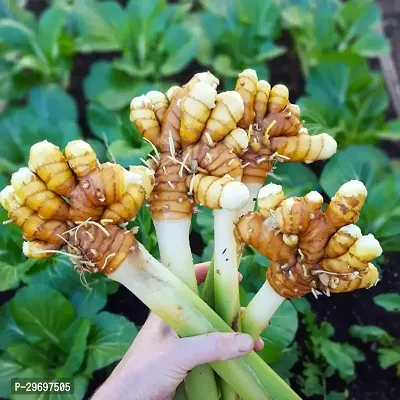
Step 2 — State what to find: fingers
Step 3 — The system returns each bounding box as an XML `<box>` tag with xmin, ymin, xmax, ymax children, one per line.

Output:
<box><xmin>167</xmin><ymin>332</ymin><xmax>254</xmax><ymax>372</ymax></box>
<box><xmin>194</xmin><ymin>262</ymin><xmax>210</xmax><ymax>284</ymax></box>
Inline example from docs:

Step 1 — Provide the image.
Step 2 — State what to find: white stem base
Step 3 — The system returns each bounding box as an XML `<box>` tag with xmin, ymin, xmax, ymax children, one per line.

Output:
<box><xmin>237</xmin><ymin>183</ymin><xmax>263</xmax><ymax>218</ymax></box>
<box><xmin>154</xmin><ymin>218</ymin><xmax>197</xmax><ymax>293</ymax></box>
<box><xmin>214</xmin><ymin>209</ymin><xmax>240</xmax><ymax>327</ymax></box>
<box><xmin>241</xmin><ymin>280</ymin><xmax>285</xmax><ymax>339</ymax></box>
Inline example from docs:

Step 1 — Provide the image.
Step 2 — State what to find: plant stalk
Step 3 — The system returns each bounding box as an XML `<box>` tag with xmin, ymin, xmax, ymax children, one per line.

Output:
<box><xmin>109</xmin><ymin>243</ymin><xmax>301</xmax><ymax>400</ymax></box>
<box><xmin>213</xmin><ymin>209</ymin><xmax>241</xmax><ymax>400</ymax></box>
<box><xmin>241</xmin><ymin>279</ymin><xmax>285</xmax><ymax>339</ymax></box>
<box><xmin>153</xmin><ymin>218</ymin><xmax>219</xmax><ymax>400</ymax></box>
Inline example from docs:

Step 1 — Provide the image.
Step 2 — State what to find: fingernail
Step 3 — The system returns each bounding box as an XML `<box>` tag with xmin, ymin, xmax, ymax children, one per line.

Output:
<box><xmin>234</xmin><ymin>333</ymin><xmax>254</xmax><ymax>352</ymax></box>
<box><xmin>238</xmin><ymin>272</ymin><xmax>243</xmax><ymax>282</ymax></box>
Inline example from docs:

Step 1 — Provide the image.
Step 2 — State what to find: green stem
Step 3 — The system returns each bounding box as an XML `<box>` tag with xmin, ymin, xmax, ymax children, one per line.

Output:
<box><xmin>201</xmin><ymin>256</ymin><xmax>215</xmax><ymax>309</ymax></box>
<box><xmin>213</xmin><ymin>210</ymin><xmax>241</xmax><ymax>400</ymax></box>
<box><xmin>110</xmin><ymin>243</ymin><xmax>301</xmax><ymax>400</ymax></box>
<box><xmin>154</xmin><ymin>218</ymin><xmax>219</xmax><ymax>400</ymax></box>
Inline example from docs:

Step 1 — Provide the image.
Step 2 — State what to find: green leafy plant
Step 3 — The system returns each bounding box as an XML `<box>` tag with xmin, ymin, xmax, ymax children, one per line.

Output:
<box><xmin>320</xmin><ymin>145</ymin><xmax>400</xmax><ymax>252</ymax></box>
<box><xmin>0</xmin><ymin>0</ymin><xmax>75</xmax><ymax>102</ymax></box>
<box><xmin>350</xmin><ymin>325</ymin><xmax>400</xmax><ymax>375</ymax></box>
<box><xmin>75</xmin><ymin>0</ymin><xmax>197</xmax><ymax>110</ymax></box>
<box><xmin>282</xmin><ymin>0</ymin><xmax>390</xmax><ymax>75</ymax></box>
<box><xmin>297</xmin><ymin>302</ymin><xmax>363</xmax><ymax>398</ymax></box>
<box><xmin>86</xmin><ymin>103</ymin><xmax>153</xmax><ymax>168</ymax></box>
<box><xmin>0</xmin><ymin>284</ymin><xmax>137</xmax><ymax>399</ymax></box>
<box><xmin>0</xmin><ymin>85</ymin><xmax>81</xmax><ymax>178</ymax></box>
<box><xmin>195</xmin><ymin>0</ymin><xmax>284</xmax><ymax>85</ymax></box>
<box><xmin>298</xmin><ymin>54</ymin><xmax>391</xmax><ymax>147</ymax></box>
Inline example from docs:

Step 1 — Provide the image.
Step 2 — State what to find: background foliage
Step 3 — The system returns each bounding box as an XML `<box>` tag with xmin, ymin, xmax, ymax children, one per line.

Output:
<box><xmin>0</xmin><ymin>0</ymin><xmax>399</xmax><ymax>399</ymax></box>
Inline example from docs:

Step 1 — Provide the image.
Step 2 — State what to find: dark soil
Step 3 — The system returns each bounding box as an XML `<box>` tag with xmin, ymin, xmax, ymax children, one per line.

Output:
<box><xmin>8</xmin><ymin>1</ymin><xmax>399</xmax><ymax>400</ymax></box>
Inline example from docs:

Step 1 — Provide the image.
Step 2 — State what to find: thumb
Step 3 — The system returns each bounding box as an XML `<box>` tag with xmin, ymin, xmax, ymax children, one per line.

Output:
<box><xmin>167</xmin><ymin>332</ymin><xmax>254</xmax><ymax>372</ymax></box>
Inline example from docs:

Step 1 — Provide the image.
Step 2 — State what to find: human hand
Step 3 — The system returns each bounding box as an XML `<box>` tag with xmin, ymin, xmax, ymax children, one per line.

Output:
<box><xmin>92</xmin><ymin>262</ymin><xmax>264</xmax><ymax>400</ymax></box>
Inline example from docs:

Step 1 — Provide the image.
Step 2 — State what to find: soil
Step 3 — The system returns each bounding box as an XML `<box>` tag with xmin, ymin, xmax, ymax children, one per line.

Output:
<box><xmin>5</xmin><ymin>1</ymin><xmax>398</xmax><ymax>400</ymax></box>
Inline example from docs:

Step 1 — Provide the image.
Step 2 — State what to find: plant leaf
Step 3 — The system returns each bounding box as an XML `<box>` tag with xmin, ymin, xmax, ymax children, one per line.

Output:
<box><xmin>259</xmin><ymin>301</ymin><xmax>298</xmax><ymax>363</ymax></box>
<box><xmin>349</xmin><ymin>325</ymin><xmax>389</xmax><ymax>343</ymax></box>
<box><xmin>377</xmin><ymin>347</ymin><xmax>400</xmax><ymax>369</ymax></box>
<box><xmin>56</xmin><ymin>318</ymin><xmax>91</xmax><ymax>377</ymax></box>
<box><xmin>70</xmin><ymin>280</ymin><xmax>108</xmax><ymax>317</ymax></box>
<box><xmin>373</xmin><ymin>293</ymin><xmax>400</xmax><ymax>312</ymax></box>
<box><xmin>160</xmin><ymin>37</ymin><xmax>198</xmax><ymax>76</ymax></box>
<box><xmin>320</xmin><ymin>145</ymin><xmax>391</xmax><ymax>196</ymax></box>
<box><xmin>28</xmin><ymin>85</ymin><xmax>77</xmax><ymax>123</ymax></box>
<box><xmin>85</xmin><ymin>312</ymin><xmax>137</xmax><ymax>374</ymax></box>
<box><xmin>74</xmin><ymin>0</ymin><xmax>128</xmax><ymax>52</ymax></box>
<box><xmin>351</xmin><ymin>31</ymin><xmax>390</xmax><ymax>57</ymax></box>
<box><xmin>0</xmin><ymin>261</ymin><xmax>20</xmax><ymax>291</ymax></box>
<box><xmin>268</xmin><ymin>162</ymin><xmax>318</xmax><ymax>197</ymax></box>
<box><xmin>5</xmin><ymin>342</ymin><xmax>49</xmax><ymax>369</ymax></box>
<box><xmin>320</xmin><ymin>340</ymin><xmax>355</xmax><ymax>380</ymax></box>
<box><xmin>37</xmin><ymin>7</ymin><xmax>67</xmax><ymax>60</ymax></box>
<box><xmin>10</xmin><ymin>285</ymin><xmax>75</xmax><ymax>346</ymax></box>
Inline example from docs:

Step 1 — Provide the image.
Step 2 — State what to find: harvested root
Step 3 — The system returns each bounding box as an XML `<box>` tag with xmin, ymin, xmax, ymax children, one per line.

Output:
<box><xmin>235</xmin><ymin>180</ymin><xmax>381</xmax><ymax>299</ymax></box>
<box><xmin>1</xmin><ymin>140</ymin><xmax>153</xmax><ymax>269</ymax></box>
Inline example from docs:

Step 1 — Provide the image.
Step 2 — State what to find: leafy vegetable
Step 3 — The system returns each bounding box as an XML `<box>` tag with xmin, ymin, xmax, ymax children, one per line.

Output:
<box><xmin>282</xmin><ymin>0</ymin><xmax>389</xmax><ymax>75</ymax></box>
<box><xmin>195</xmin><ymin>0</ymin><xmax>284</xmax><ymax>84</ymax></box>
<box><xmin>320</xmin><ymin>145</ymin><xmax>400</xmax><ymax>252</ymax></box>
<box><xmin>0</xmin><ymin>85</ymin><xmax>81</xmax><ymax>177</ymax></box>
<box><xmin>373</xmin><ymin>293</ymin><xmax>400</xmax><ymax>312</ymax></box>
<box><xmin>77</xmin><ymin>0</ymin><xmax>197</xmax><ymax>110</ymax></box>
<box><xmin>0</xmin><ymin>2</ymin><xmax>75</xmax><ymax>100</ymax></box>
<box><xmin>299</xmin><ymin>55</ymin><xmax>389</xmax><ymax>146</ymax></box>
<box><xmin>0</xmin><ymin>285</ymin><xmax>137</xmax><ymax>398</ymax></box>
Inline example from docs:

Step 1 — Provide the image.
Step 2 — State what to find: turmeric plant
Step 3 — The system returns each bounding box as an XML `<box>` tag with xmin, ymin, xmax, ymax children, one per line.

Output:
<box><xmin>232</xmin><ymin>68</ymin><xmax>337</xmax><ymax>214</ymax></box>
<box><xmin>235</xmin><ymin>180</ymin><xmax>382</xmax><ymax>339</ymax></box>
<box><xmin>130</xmin><ymin>71</ymin><xmax>251</xmax><ymax>399</ymax></box>
<box><xmin>0</xmin><ymin>139</ymin><xmax>300</xmax><ymax>400</ymax></box>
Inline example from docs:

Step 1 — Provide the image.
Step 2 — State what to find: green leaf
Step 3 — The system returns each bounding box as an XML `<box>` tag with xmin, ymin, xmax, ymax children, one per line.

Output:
<box><xmin>378</xmin><ymin>119</ymin><xmax>400</xmax><ymax>141</ymax></box>
<box><xmin>85</xmin><ymin>312</ymin><xmax>137</xmax><ymax>374</ymax></box>
<box><xmin>351</xmin><ymin>31</ymin><xmax>390</xmax><ymax>57</ymax></box>
<box><xmin>290</xmin><ymin>297</ymin><xmax>311</xmax><ymax>314</ymax></box>
<box><xmin>70</xmin><ymin>279</ymin><xmax>108</xmax><ymax>317</ymax></box>
<box><xmin>320</xmin><ymin>145</ymin><xmax>391</xmax><ymax>196</ymax></box>
<box><xmin>267</xmin><ymin>162</ymin><xmax>318</xmax><ymax>197</ymax></box>
<box><xmin>108</xmin><ymin>140</ymin><xmax>151</xmax><ymax>168</ymax></box>
<box><xmin>193</xmin><ymin>207</ymin><xmax>214</xmax><ymax>242</ymax></box>
<box><xmin>306</xmin><ymin>56</ymin><xmax>350</xmax><ymax>110</ymax></box>
<box><xmin>10</xmin><ymin>285</ymin><xmax>75</xmax><ymax>346</ymax></box>
<box><xmin>84</xmin><ymin>61</ymin><xmax>146</xmax><ymax>110</ymax></box>
<box><xmin>377</xmin><ymin>347</ymin><xmax>400</xmax><ymax>369</ymax></box>
<box><xmin>24</xmin><ymin>257</ymin><xmax>81</xmax><ymax>297</ymax></box>
<box><xmin>56</xmin><ymin>318</ymin><xmax>91</xmax><ymax>377</ymax></box>
<box><xmin>259</xmin><ymin>301</ymin><xmax>298</xmax><ymax>363</ymax></box>
<box><xmin>74</xmin><ymin>0</ymin><xmax>128</xmax><ymax>52</ymax></box>
<box><xmin>86</xmin><ymin>103</ymin><xmax>123</xmax><ymax>142</ymax></box>
<box><xmin>5</xmin><ymin>342</ymin><xmax>48</xmax><ymax>369</ymax></box>
<box><xmin>320</xmin><ymin>340</ymin><xmax>355</xmax><ymax>380</ymax></box>
<box><xmin>341</xmin><ymin>343</ymin><xmax>365</xmax><ymax>362</ymax></box>
<box><xmin>270</xmin><ymin>344</ymin><xmax>298</xmax><ymax>384</ymax></box>
<box><xmin>0</xmin><ymin>354</ymin><xmax>46</xmax><ymax>399</ymax></box>
<box><xmin>28</xmin><ymin>85</ymin><xmax>77</xmax><ymax>123</ymax></box>
<box><xmin>373</xmin><ymin>293</ymin><xmax>400</xmax><ymax>312</ymax></box>
<box><xmin>0</xmin><ymin>261</ymin><xmax>20</xmax><ymax>291</ymax></box>
<box><xmin>301</xmin><ymin>362</ymin><xmax>324</xmax><ymax>397</ymax></box>
<box><xmin>326</xmin><ymin>392</ymin><xmax>347</xmax><ymax>400</ymax></box>
<box><xmin>160</xmin><ymin>37</ymin><xmax>197</xmax><ymax>76</ymax></box>
<box><xmin>0</xmin><ymin>303</ymin><xmax>25</xmax><ymax>350</ymax></box>
<box><xmin>349</xmin><ymin>325</ymin><xmax>389</xmax><ymax>343</ymax></box>
<box><xmin>37</xmin><ymin>7</ymin><xmax>67</xmax><ymax>60</ymax></box>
